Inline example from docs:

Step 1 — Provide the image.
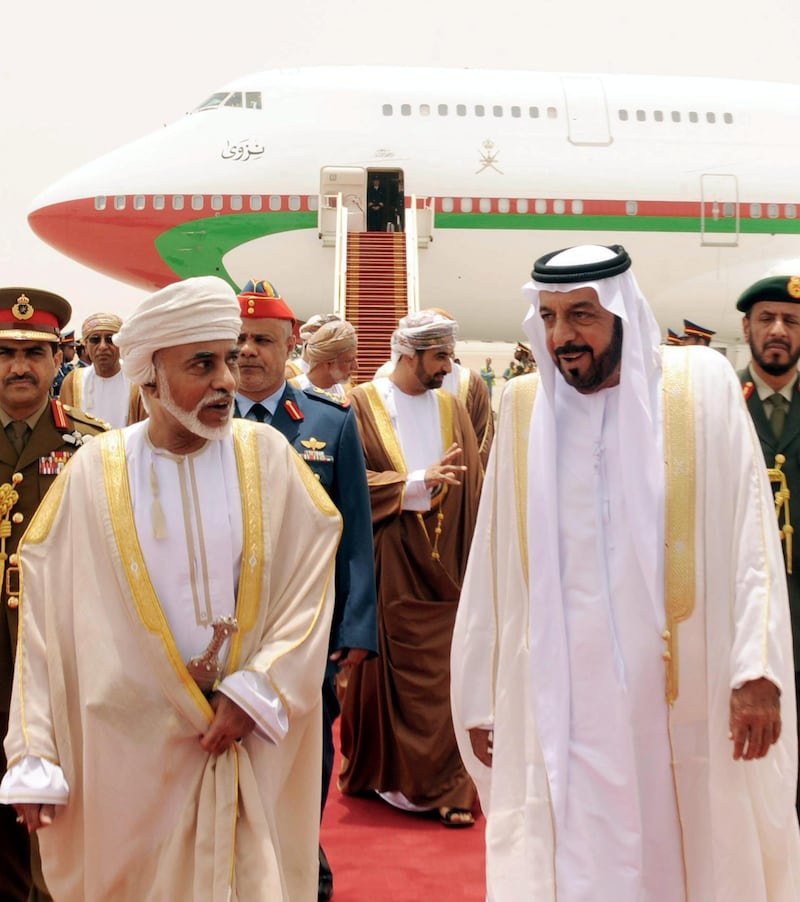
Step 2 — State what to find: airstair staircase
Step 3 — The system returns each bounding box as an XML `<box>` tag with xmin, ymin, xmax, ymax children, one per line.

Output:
<box><xmin>325</xmin><ymin>194</ymin><xmax>429</xmax><ymax>386</ymax></box>
<box><xmin>344</xmin><ymin>232</ymin><xmax>408</xmax><ymax>383</ymax></box>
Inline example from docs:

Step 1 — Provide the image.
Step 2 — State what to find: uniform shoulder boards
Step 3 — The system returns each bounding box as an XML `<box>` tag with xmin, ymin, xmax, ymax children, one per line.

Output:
<box><xmin>304</xmin><ymin>386</ymin><xmax>350</xmax><ymax>409</ymax></box>
<box><xmin>58</xmin><ymin>401</ymin><xmax>111</xmax><ymax>433</ymax></box>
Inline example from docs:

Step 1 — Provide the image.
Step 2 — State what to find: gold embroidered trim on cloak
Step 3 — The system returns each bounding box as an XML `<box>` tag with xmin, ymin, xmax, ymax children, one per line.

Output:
<box><xmin>511</xmin><ymin>375</ymin><xmax>539</xmax><ymax>650</ymax></box>
<box><xmin>16</xmin><ymin>543</ymin><xmax>30</xmax><ymax>748</ymax></box>
<box><xmin>361</xmin><ymin>382</ymin><xmax>407</xmax><ymax>474</ymax></box>
<box><xmin>73</xmin><ymin>367</ymin><xmax>83</xmax><ymax>409</ymax></box>
<box><xmin>17</xmin><ymin>456</ymin><xmax>75</xmax><ymax>748</ymax></box>
<box><xmin>436</xmin><ymin>388</ymin><xmax>455</xmax><ymax>456</ymax></box>
<box><xmin>101</xmin><ymin>432</ymin><xmax>211</xmax><ymax>718</ymax></box>
<box><xmin>511</xmin><ymin>375</ymin><xmax>539</xmax><ymax>593</ymax></box>
<box><xmin>288</xmin><ymin>448</ymin><xmax>338</xmax><ymax>517</ymax></box>
<box><xmin>662</xmin><ymin>347</ymin><xmax>696</xmax><ymax>705</ymax></box>
<box><xmin>458</xmin><ymin>366</ymin><xmax>470</xmax><ymax>404</ymax></box>
<box><xmin>249</xmin><ymin>424</ymin><xmax>340</xmax><ymax>714</ymax></box>
<box><xmin>361</xmin><ymin>381</ymin><xmax>408</xmax><ymax>515</ymax></box>
<box><xmin>21</xmin><ymin>463</ymin><xmax>71</xmax><ymax>545</ymax></box>
<box><xmin>227</xmin><ymin>420</ymin><xmax>265</xmax><ymax>673</ymax></box>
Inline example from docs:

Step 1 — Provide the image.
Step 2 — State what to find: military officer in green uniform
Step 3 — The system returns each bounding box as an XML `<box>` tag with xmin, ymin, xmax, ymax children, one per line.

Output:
<box><xmin>737</xmin><ymin>274</ymin><xmax>800</xmax><ymax>822</ymax></box>
<box><xmin>0</xmin><ymin>288</ymin><xmax>107</xmax><ymax>901</ymax></box>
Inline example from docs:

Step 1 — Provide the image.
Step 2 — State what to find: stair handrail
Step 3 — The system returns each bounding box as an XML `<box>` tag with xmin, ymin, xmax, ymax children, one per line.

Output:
<box><xmin>333</xmin><ymin>193</ymin><xmax>348</xmax><ymax>320</ymax></box>
<box><xmin>405</xmin><ymin>195</ymin><xmax>420</xmax><ymax>316</ymax></box>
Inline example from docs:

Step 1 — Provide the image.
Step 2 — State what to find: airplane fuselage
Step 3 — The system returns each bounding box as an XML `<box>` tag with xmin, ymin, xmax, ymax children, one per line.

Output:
<box><xmin>28</xmin><ymin>67</ymin><xmax>800</xmax><ymax>343</ymax></box>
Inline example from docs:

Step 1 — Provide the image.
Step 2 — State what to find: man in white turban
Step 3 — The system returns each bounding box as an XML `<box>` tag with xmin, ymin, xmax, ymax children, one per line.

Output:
<box><xmin>59</xmin><ymin>311</ymin><xmax>146</xmax><ymax>428</ymax></box>
<box><xmin>1</xmin><ymin>276</ymin><xmax>342</xmax><ymax>901</ymax></box>
<box><xmin>293</xmin><ymin>319</ymin><xmax>358</xmax><ymax>397</ymax></box>
<box><xmin>339</xmin><ymin>309</ymin><xmax>483</xmax><ymax>827</ymax></box>
<box><xmin>451</xmin><ymin>245</ymin><xmax>800</xmax><ymax>900</ymax></box>
<box><xmin>375</xmin><ymin>308</ymin><xmax>494</xmax><ymax>469</ymax></box>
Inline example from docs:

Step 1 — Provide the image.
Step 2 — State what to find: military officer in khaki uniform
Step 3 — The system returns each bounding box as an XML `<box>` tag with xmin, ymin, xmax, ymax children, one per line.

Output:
<box><xmin>0</xmin><ymin>288</ymin><xmax>107</xmax><ymax>902</ymax></box>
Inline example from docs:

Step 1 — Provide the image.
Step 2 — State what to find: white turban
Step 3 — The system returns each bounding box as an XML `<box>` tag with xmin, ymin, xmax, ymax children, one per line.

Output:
<box><xmin>390</xmin><ymin>309</ymin><xmax>458</xmax><ymax>360</ymax></box>
<box><xmin>115</xmin><ymin>276</ymin><xmax>242</xmax><ymax>385</ymax></box>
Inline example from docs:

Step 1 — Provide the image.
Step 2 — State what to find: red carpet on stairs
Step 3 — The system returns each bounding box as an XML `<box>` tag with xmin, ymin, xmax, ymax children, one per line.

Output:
<box><xmin>320</xmin><ymin>723</ymin><xmax>486</xmax><ymax>901</ymax></box>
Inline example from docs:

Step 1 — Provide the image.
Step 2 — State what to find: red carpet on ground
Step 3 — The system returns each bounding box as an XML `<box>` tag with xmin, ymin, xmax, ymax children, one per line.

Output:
<box><xmin>320</xmin><ymin>724</ymin><xmax>486</xmax><ymax>901</ymax></box>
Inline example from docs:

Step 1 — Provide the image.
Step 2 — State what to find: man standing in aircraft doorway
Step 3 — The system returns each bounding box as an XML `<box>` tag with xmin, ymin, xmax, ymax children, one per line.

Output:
<box><xmin>367</xmin><ymin>177</ymin><xmax>386</xmax><ymax>232</ymax></box>
<box><xmin>452</xmin><ymin>245</ymin><xmax>800</xmax><ymax>900</ymax></box>
<box><xmin>737</xmin><ymin>274</ymin><xmax>800</xmax><ymax>823</ymax></box>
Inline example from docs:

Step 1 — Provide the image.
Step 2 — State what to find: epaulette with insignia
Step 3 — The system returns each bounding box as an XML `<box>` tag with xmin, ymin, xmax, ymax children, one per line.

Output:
<box><xmin>58</xmin><ymin>402</ymin><xmax>111</xmax><ymax>433</ymax></box>
<box><xmin>304</xmin><ymin>385</ymin><xmax>351</xmax><ymax>409</ymax></box>
<box><xmin>742</xmin><ymin>381</ymin><xmax>755</xmax><ymax>401</ymax></box>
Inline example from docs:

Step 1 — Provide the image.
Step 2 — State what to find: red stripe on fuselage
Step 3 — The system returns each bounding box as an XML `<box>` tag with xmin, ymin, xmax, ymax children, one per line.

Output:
<box><xmin>29</xmin><ymin>199</ymin><xmax>188</xmax><ymax>290</ymax></box>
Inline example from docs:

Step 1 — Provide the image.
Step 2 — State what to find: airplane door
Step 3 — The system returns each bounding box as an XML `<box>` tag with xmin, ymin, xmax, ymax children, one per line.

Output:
<box><xmin>561</xmin><ymin>77</ymin><xmax>611</xmax><ymax>146</ymax></box>
<box><xmin>319</xmin><ymin>166</ymin><xmax>367</xmax><ymax>241</ymax></box>
<box><xmin>700</xmin><ymin>174</ymin><xmax>739</xmax><ymax>247</ymax></box>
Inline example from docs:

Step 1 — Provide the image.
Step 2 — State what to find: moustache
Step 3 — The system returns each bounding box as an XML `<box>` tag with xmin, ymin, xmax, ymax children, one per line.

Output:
<box><xmin>200</xmin><ymin>391</ymin><xmax>233</xmax><ymax>405</ymax></box>
<box><xmin>555</xmin><ymin>344</ymin><xmax>593</xmax><ymax>357</ymax></box>
<box><xmin>5</xmin><ymin>374</ymin><xmax>37</xmax><ymax>385</ymax></box>
<box><xmin>765</xmin><ymin>340</ymin><xmax>791</xmax><ymax>351</ymax></box>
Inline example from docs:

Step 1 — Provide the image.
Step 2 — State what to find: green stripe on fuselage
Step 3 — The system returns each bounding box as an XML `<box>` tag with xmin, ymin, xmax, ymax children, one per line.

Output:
<box><xmin>154</xmin><ymin>211</ymin><xmax>800</xmax><ymax>281</ymax></box>
<box><xmin>155</xmin><ymin>212</ymin><xmax>316</xmax><ymax>285</ymax></box>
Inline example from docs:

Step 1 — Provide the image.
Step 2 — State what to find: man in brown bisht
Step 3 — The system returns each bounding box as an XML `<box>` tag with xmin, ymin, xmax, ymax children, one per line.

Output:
<box><xmin>338</xmin><ymin>309</ymin><xmax>482</xmax><ymax>827</ymax></box>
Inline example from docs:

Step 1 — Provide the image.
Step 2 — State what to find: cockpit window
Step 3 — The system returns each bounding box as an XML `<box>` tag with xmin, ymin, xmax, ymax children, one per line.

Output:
<box><xmin>195</xmin><ymin>92</ymin><xmax>229</xmax><ymax>111</ymax></box>
<box><xmin>194</xmin><ymin>91</ymin><xmax>262</xmax><ymax>112</ymax></box>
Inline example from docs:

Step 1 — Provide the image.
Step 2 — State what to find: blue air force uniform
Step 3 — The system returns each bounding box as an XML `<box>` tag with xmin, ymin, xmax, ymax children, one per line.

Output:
<box><xmin>235</xmin><ymin>381</ymin><xmax>378</xmax><ymax>807</ymax></box>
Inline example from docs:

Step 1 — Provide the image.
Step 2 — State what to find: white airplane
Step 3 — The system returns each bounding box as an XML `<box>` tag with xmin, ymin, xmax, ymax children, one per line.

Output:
<box><xmin>27</xmin><ymin>66</ymin><xmax>800</xmax><ymax>347</ymax></box>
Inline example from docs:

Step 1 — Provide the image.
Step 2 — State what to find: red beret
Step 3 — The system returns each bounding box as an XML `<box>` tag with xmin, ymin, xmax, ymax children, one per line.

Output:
<box><xmin>237</xmin><ymin>278</ymin><xmax>296</xmax><ymax>325</ymax></box>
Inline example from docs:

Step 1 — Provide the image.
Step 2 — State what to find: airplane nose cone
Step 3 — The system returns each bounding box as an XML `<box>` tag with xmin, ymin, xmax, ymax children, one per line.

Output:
<box><xmin>28</xmin><ymin>198</ymin><xmax>179</xmax><ymax>290</ymax></box>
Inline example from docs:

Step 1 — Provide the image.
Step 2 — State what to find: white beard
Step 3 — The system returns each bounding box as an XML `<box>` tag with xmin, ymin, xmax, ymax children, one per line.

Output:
<box><xmin>156</xmin><ymin>372</ymin><xmax>233</xmax><ymax>442</ymax></box>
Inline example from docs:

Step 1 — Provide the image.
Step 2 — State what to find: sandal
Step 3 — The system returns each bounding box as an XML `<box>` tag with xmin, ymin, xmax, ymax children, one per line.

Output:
<box><xmin>438</xmin><ymin>807</ymin><xmax>475</xmax><ymax>828</ymax></box>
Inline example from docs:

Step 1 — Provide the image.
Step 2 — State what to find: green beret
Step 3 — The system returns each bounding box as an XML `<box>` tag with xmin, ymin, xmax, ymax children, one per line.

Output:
<box><xmin>736</xmin><ymin>275</ymin><xmax>800</xmax><ymax>313</ymax></box>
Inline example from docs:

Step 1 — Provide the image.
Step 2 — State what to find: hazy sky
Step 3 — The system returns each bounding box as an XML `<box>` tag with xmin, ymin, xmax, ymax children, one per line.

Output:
<box><xmin>3</xmin><ymin>0</ymin><xmax>799</xmax><ymax>330</ymax></box>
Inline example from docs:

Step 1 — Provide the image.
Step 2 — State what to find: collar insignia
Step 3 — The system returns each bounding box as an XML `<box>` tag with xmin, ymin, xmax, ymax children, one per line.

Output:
<box><xmin>50</xmin><ymin>398</ymin><xmax>70</xmax><ymax>430</ymax></box>
<box><xmin>283</xmin><ymin>399</ymin><xmax>304</xmax><ymax>421</ymax></box>
<box><xmin>742</xmin><ymin>381</ymin><xmax>755</xmax><ymax>401</ymax></box>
